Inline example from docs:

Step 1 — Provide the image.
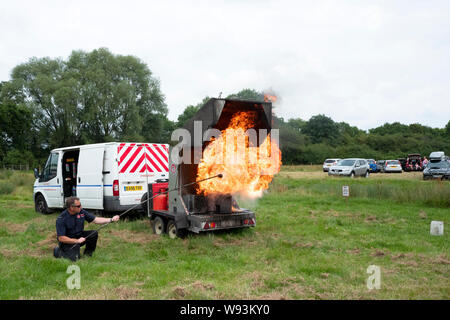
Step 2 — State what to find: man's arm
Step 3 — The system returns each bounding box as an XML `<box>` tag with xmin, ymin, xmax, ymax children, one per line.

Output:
<box><xmin>93</xmin><ymin>215</ymin><xmax>120</xmax><ymax>224</ymax></box>
<box><xmin>58</xmin><ymin>235</ymin><xmax>85</xmax><ymax>244</ymax></box>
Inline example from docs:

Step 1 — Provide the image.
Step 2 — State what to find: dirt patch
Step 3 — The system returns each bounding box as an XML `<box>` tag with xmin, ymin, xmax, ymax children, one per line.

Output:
<box><xmin>308</xmin><ymin>210</ymin><xmax>317</xmax><ymax>219</ymax></box>
<box><xmin>172</xmin><ymin>286</ymin><xmax>187</xmax><ymax>298</ymax></box>
<box><xmin>192</xmin><ymin>281</ymin><xmax>215</xmax><ymax>291</ymax></box>
<box><xmin>371</xmin><ymin>249</ymin><xmax>386</xmax><ymax>257</ymax></box>
<box><xmin>0</xmin><ymin>221</ymin><xmax>29</xmax><ymax>233</ymax></box>
<box><xmin>295</xmin><ymin>242</ymin><xmax>314</xmax><ymax>248</ymax></box>
<box><xmin>346</xmin><ymin>248</ymin><xmax>361</xmax><ymax>255</ymax></box>
<box><xmin>0</xmin><ymin>248</ymin><xmax>16</xmax><ymax>258</ymax></box>
<box><xmin>258</xmin><ymin>292</ymin><xmax>287</xmax><ymax>300</ymax></box>
<box><xmin>257</xmin><ymin>283</ymin><xmax>313</xmax><ymax>300</ymax></box>
<box><xmin>36</xmin><ymin>232</ymin><xmax>57</xmax><ymax>247</ymax></box>
<box><xmin>397</xmin><ymin>260</ymin><xmax>419</xmax><ymax>268</ymax></box>
<box><xmin>365</xmin><ymin>215</ymin><xmax>377</xmax><ymax>223</ymax></box>
<box><xmin>115</xmin><ymin>286</ymin><xmax>142</xmax><ymax>299</ymax></box>
<box><xmin>419</xmin><ymin>210</ymin><xmax>428</xmax><ymax>219</ymax></box>
<box><xmin>247</xmin><ymin>271</ymin><xmax>267</xmax><ymax>289</ymax></box>
<box><xmin>434</xmin><ymin>255</ymin><xmax>450</xmax><ymax>265</ymax></box>
<box><xmin>390</xmin><ymin>252</ymin><xmax>414</xmax><ymax>260</ymax></box>
<box><xmin>391</xmin><ymin>253</ymin><xmax>406</xmax><ymax>260</ymax></box>
<box><xmin>1</xmin><ymin>246</ymin><xmax>49</xmax><ymax>259</ymax></box>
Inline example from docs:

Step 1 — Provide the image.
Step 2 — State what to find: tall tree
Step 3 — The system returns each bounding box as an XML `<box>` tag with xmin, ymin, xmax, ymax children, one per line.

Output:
<box><xmin>0</xmin><ymin>81</ymin><xmax>36</xmax><ymax>156</ymax></box>
<box><xmin>303</xmin><ymin>114</ymin><xmax>339</xmax><ymax>144</ymax></box>
<box><xmin>11</xmin><ymin>48</ymin><xmax>168</xmax><ymax>149</ymax></box>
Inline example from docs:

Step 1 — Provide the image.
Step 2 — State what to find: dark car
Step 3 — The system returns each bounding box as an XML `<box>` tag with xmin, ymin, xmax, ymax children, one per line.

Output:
<box><xmin>376</xmin><ymin>160</ymin><xmax>386</xmax><ymax>172</ymax></box>
<box><xmin>423</xmin><ymin>159</ymin><xmax>450</xmax><ymax>180</ymax></box>
<box><xmin>397</xmin><ymin>158</ymin><xmax>407</xmax><ymax>171</ymax></box>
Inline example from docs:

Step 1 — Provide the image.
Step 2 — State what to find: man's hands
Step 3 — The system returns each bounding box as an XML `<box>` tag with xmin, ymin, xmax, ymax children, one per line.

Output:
<box><xmin>76</xmin><ymin>237</ymin><xmax>86</xmax><ymax>244</ymax></box>
<box><xmin>111</xmin><ymin>215</ymin><xmax>120</xmax><ymax>222</ymax></box>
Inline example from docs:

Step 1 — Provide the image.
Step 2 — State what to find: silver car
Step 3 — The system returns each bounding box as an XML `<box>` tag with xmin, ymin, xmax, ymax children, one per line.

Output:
<box><xmin>328</xmin><ymin>158</ymin><xmax>370</xmax><ymax>178</ymax></box>
<box><xmin>384</xmin><ymin>160</ymin><xmax>402</xmax><ymax>173</ymax></box>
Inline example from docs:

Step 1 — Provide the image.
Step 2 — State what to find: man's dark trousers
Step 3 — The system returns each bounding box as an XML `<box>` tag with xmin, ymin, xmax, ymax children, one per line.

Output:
<box><xmin>59</xmin><ymin>230</ymin><xmax>98</xmax><ymax>261</ymax></box>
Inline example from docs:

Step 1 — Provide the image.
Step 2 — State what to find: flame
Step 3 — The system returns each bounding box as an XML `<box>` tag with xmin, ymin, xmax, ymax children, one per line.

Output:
<box><xmin>196</xmin><ymin>111</ymin><xmax>282</xmax><ymax>198</ymax></box>
<box><xmin>264</xmin><ymin>94</ymin><xmax>277</xmax><ymax>103</ymax></box>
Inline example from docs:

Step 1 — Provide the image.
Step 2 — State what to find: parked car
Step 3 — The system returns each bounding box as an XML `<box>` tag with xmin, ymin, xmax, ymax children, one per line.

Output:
<box><xmin>366</xmin><ymin>159</ymin><xmax>378</xmax><ymax>172</ymax></box>
<box><xmin>323</xmin><ymin>158</ymin><xmax>341</xmax><ymax>172</ymax></box>
<box><xmin>406</xmin><ymin>153</ymin><xmax>423</xmax><ymax>171</ymax></box>
<box><xmin>376</xmin><ymin>160</ymin><xmax>386</xmax><ymax>172</ymax></box>
<box><xmin>384</xmin><ymin>160</ymin><xmax>403</xmax><ymax>173</ymax></box>
<box><xmin>328</xmin><ymin>158</ymin><xmax>370</xmax><ymax>178</ymax></box>
<box><xmin>397</xmin><ymin>158</ymin><xmax>407</xmax><ymax>171</ymax></box>
<box><xmin>429</xmin><ymin>151</ymin><xmax>445</xmax><ymax>161</ymax></box>
<box><xmin>423</xmin><ymin>157</ymin><xmax>450</xmax><ymax>180</ymax></box>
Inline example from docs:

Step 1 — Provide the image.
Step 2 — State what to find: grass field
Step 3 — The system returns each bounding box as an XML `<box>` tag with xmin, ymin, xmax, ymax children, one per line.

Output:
<box><xmin>0</xmin><ymin>168</ymin><xmax>449</xmax><ymax>299</ymax></box>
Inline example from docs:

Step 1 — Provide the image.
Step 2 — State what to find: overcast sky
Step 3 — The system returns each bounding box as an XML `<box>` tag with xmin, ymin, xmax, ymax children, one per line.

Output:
<box><xmin>1</xmin><ymin>0</ymin><xmax>449</xmax><ymax>130</ymax></box>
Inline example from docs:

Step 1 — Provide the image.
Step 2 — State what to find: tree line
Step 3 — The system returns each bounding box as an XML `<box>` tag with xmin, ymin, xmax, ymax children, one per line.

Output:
<box><xmin>1</xmin><ymin>48</ymin><xmax>449</xmax><ymax>167</ymax></box>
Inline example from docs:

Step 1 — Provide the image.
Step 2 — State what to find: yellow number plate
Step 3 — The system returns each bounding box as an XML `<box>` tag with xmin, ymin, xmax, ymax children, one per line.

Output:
<box><xmin>124</xmin><ymin>185</ymin><xmax>143</xmax><ymax>191</ymax></box>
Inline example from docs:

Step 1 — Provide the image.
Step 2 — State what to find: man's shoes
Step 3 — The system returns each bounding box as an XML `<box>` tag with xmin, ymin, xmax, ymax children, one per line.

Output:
<box><xmin>53</xmin><ymin>246</ymin><xmax>62</xmax><ymax>258</ymax></box>
<box><xmin>83</xmin><ymin>250</ymin><xmax>93</xmax><ymax>257</ymax></box>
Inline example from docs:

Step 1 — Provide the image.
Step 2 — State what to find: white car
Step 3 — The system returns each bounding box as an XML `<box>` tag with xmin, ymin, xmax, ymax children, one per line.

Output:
<box><xmin>384</xmin><ymin>160</ymin><xmax>402</xmax><ymax>173</ymax></box>
<box><xmin>323</xmin><ymin>158</ymin><xmax>341</xmax><ymax>172</ymax></box>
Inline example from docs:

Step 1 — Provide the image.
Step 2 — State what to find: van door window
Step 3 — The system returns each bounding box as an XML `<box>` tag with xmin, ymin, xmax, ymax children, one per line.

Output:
<box><xmin>40</xmin><ymin>153</ymin><xmax>59</xmax><ymax>182</ymax></box>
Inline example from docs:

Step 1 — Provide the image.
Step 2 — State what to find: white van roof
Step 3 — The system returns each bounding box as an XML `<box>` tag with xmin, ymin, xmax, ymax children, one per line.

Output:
<box><xmin>51</xmin><ymin>142</ymin><xmax>166</xmax><ymax>152</ymax></box>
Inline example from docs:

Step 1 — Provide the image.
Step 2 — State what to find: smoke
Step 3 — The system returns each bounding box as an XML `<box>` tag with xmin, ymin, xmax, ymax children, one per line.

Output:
<box><xmin>233</xmin><ymin>192</ymin><xmax>265</xmax><ymax>211</ymax></box>
<box><xmin>263</xmin><ymin>87</ymin><xmax>281</xmax><ymax>107</ymax></box>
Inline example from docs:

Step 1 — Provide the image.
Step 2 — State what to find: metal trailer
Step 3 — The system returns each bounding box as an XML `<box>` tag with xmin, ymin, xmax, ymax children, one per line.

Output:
<box><xmin>144</xmin><ymin>98</ymin><xmax>273</xmax><ymax>238</ymax></box>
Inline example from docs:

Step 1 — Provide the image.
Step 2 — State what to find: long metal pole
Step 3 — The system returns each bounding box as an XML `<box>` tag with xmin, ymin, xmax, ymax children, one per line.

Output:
<box><xmin>69</xmin><ymin>174</ymin><xmax>222</xmax><ymax>249</ymax></box>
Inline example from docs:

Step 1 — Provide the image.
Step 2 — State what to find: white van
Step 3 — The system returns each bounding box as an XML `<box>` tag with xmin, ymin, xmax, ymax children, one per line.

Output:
<box><xmin>33</xmin><ymin>142</ymin><xmax>169</xmax><ymax>214</ymax></box>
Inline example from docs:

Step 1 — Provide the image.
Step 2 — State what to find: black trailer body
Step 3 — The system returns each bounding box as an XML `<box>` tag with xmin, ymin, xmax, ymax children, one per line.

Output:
<box><xmin>148</xmin><ymin>98</ymin><xmax>272</xmax><ymax>238</ymax></box>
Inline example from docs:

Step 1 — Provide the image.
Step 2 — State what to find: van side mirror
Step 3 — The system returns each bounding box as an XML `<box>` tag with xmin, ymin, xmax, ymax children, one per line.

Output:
<box><xmin>34</xmin><ymin>168</ymin><xmax>39</xmax><ymax>179</ymax></box>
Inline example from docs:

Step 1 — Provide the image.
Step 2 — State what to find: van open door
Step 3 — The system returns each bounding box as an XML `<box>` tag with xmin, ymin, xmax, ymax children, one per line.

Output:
<box><xmin>77</xmin><ymin>147</ymin><xmax>104</xmax><ymax>209</ymax></box>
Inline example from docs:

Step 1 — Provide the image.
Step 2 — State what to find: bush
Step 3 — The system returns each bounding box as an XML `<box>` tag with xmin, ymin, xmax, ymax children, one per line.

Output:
<box><xmin>2</xmin><ymin>149</ymin><xmax>36</xmax><ymax>167</ymax></box>
<box><xmin>13</xmin><ymin>171</ymin><xmax>35</xmax><ymax>187</ymax></box>
<box><xmin>0</xmin><ymin>170</ymin><xmax>13</xmax><ymax>180</ymax></box>
<box><xmin>0</xmin><ymin>181</ymin><xmax>14</xmax><ymax>195</ymax></box>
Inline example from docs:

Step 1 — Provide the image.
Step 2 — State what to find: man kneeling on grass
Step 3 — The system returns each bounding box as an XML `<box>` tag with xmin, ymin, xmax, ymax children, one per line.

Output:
<box><xmin>54</xmin><ymin>197</ymin><xmax>120</xmax><ymax>261</ymax></box>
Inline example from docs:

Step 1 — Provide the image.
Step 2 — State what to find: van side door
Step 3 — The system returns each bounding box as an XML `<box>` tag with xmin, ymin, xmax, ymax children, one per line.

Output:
<box><xmin>77</xmin><ymin>147</ymin><xmax>104</xmax><ymax>209</ymax></box>
<box><xmin>37</xmin><ymin>152</ymin><xmax>63</xmax><ymax>208</ymax></box>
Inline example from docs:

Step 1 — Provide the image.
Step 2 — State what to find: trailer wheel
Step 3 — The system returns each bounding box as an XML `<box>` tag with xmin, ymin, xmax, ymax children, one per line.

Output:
<box><xmin>35</xmin><ymin>194</ymin><xmax>50</xmax><ymax>215</ymax></box>
<box><xmin>167</xmin><ymin>220</ymin><xmax>177</xmax><ymax>239</ymax></box>
<box><xmin>152</xmin><ymin>216</ymin><xmax>165</xmax><ymax>235</ymax></box>
<box><xmin>167</xmin><ymin>220</ymin><xmax>187</xmax><ymax>239</ymax></box>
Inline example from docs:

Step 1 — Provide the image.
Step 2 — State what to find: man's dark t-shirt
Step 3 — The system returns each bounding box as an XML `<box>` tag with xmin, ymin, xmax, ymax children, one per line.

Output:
<box><xmin>56</xmin><ymin>209</ymin><xmax>96</xmax><ymax>239</ymax></box>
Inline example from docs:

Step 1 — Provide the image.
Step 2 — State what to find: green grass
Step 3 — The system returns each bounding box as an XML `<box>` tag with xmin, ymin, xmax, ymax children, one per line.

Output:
<box><xmin>0</xmin><ymin>169</ymin><xmax>449</xmax><ymax>299</ymax></box>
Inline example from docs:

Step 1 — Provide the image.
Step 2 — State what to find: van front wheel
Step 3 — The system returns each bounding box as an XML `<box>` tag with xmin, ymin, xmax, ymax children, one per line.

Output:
<box><xmin>35</xmin><ymin>194</ymin><xmax>50</xmax><ymax>215</ymax></box>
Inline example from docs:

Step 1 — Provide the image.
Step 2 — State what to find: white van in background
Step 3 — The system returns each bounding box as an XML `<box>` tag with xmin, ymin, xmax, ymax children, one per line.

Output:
<box><xmin>33</xmin><ymin>142</ymin><xmax>169</xmax><ymax>214</ymax></box>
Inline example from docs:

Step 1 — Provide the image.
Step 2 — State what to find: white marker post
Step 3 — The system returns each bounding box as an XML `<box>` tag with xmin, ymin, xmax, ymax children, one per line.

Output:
<box><xmin>342</xmin><ymin>185</ymin><xmax>350</xmax><ymax>205</ymax></box>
